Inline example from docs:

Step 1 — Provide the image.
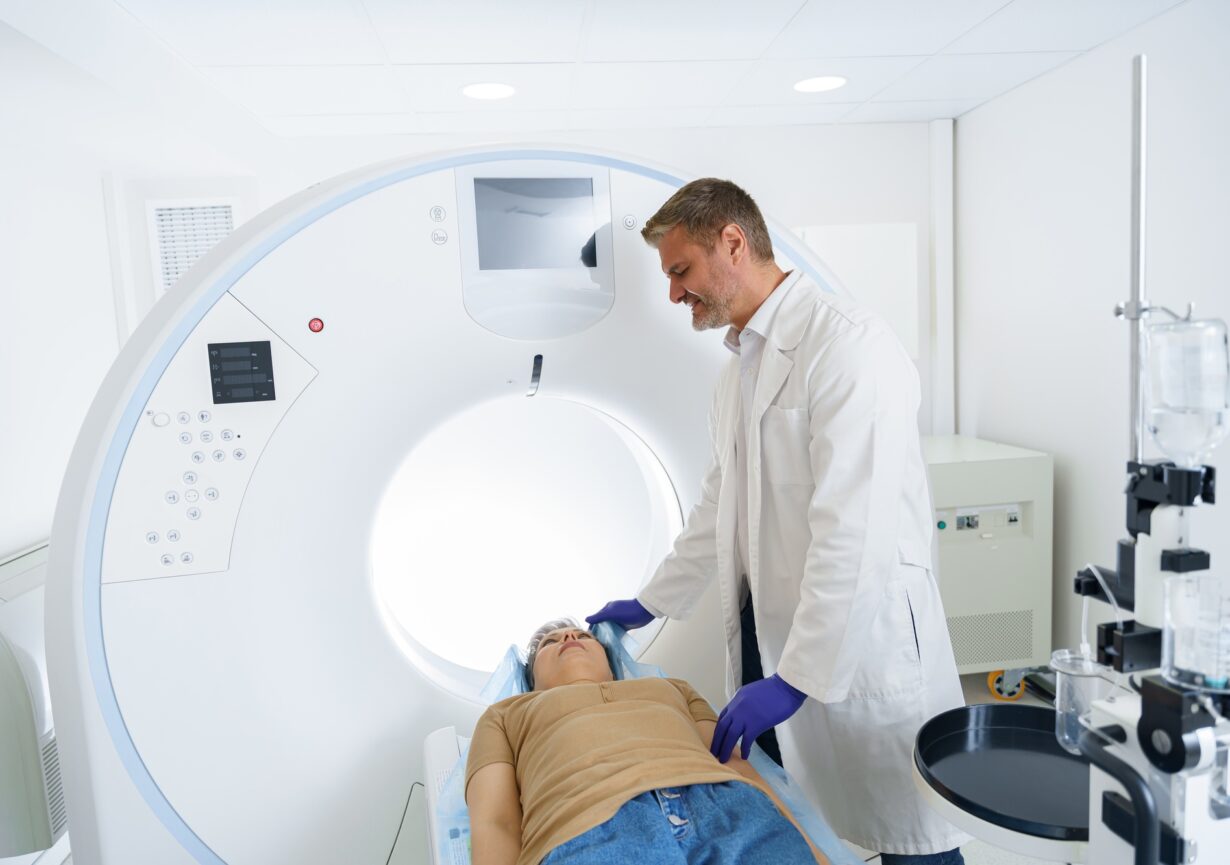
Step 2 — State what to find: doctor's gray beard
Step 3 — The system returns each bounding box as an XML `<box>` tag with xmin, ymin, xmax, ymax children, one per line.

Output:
<box><xmin>691</xmin><ymin>275</ymin><xmax>739</xmax><ymax>331</ymax></box>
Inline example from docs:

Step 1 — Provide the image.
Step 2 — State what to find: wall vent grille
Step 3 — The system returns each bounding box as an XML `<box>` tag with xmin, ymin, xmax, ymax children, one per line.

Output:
<box><xmin>153</xmin><ymin>204</ymin><xmax>233</xmax><ymax>293</ymax></box>
<box><xmin>41</xmin><ymin>735</ymin><xmax>67</xmax><ymax>839</ymax></box>
<box><xmin>947</xmin><ymin>610</ymin><xmax>1033</xmax><ymax>666</ymax></box>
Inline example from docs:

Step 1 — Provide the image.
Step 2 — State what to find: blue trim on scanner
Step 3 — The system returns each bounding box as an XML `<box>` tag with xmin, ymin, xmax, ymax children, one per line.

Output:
<box><xmin>82</xmin><ymin>148</ymin><xmax>840</xmax><ymax>863</ymax></box>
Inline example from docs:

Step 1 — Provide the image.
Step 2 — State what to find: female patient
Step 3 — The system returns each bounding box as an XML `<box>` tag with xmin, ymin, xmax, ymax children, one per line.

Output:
<box><xmin>465</xmin><ymin>619</ymin><xmax>825</xmax><ymax>865</ymax></box>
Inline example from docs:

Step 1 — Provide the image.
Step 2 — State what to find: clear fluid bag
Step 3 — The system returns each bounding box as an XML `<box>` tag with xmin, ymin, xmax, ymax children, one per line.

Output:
<box><xmin>1164</xmin><ymin>572</ymin><xmax>1230</xmax><ymax>694</ymax></box>
<box><xmin>1145</xmin><ymin>318</ymin><xmax>1229</xmax><ymax>468</ymax></box>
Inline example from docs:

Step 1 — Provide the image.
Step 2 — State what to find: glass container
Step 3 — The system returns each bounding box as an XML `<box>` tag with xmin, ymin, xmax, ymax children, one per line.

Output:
<box><xmin>1145</xmin><ymin>318</ymin><xmax>1229</xmax><ymax>468</ymax></box>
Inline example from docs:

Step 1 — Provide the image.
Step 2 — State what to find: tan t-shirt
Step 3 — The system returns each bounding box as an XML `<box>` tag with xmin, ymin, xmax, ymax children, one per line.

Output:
<box><xmin>465</xmin><ymin>677</ymin><xmax>765</xmax><ymax>865</ymax></box>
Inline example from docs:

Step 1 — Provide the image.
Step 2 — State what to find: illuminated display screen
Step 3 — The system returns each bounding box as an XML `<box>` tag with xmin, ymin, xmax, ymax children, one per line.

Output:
<box><xmin>208</xmin><ymin>341</ymin><xmax>276</xmax><ymax>404</ymax></box>
<box><xmin>474</xmin><ymin>177</ymin><xmax>597</xmax><ymax>271</ymax></box>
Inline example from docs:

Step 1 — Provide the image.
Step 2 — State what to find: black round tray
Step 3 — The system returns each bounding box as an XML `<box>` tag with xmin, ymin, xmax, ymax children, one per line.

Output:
<box><xmin>915</xmin><ymin>703</ymin><xmax>1090</xmax><ymax>842</ymax></box>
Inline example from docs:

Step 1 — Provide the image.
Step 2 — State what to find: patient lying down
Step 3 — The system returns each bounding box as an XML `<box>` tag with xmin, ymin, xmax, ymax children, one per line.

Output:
<box><xmin>465</xmin><ymin>619</ymin><xmax>825</xmax><ymax>865</ymax></box>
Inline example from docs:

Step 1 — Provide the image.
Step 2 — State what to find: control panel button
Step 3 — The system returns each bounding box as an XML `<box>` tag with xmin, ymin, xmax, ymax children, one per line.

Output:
<box><xmin>184</xmin><ymin>489</ymin><xmax>200</xmax><ymax>503</ymax></box>
<box><xmin>198</xmin><ymin>411</ymin><xmax>212</xmax><ymax>423</ymax></box>
<box><xmin>186</xmin><ymin>507</ymin><xmax>201</xmax><ymax>521</ymax></box>
<box><xmin>430</xmin><ymin>205</ymin><xmax>447</xmax><ymax>222</ymax></box>
<box><xmin>179</xmin><ymin>432</ymin><xmax>193</xmax><ymax>445</ymax></box>
<box><xmin>233</xmin><ymin>448</ymin><xmax>246</xmax><ymax>461</ymax></box>
<box><xmin>177</xmin><ymin>412</ymin><xmax>191</xmax><ymax>424</ymax></box>
<box><xmin>205</xmin><ymin>488</ymin><xmax>219</xmax><ymax>502</ymax></box>
<box><xmin>191</xmin><ymin>451</ymin><xmax>206</xmax><ymax>464</ymax></box>
<box><xmin>152</xmin><ymin>412</ymin><xmax>171</xmax><ymax>427</ymax></box>
<box><xmin>146</xmin><ymin>531</ymin><xmax>159</xmax><ymax>544</ymax></box>
<box><xmin>161</xmin><ymin>554</ymin><xmax>174</xmax><ymax>566</ymax></box>
<box><xmin>183</xmin><ymin>471</ymin><xmax>198</xmax><ymax>485</ymax></box>
<box><xmin>221</xmin><ymin>429</ymin><xmax>235</xmax><ymax>441</ymax></box>
<box><xmin>165</xmin><ymin>491</ymin><xmax>180</xmax><ymax>505</ymax></box>
<box><xmin>622</xmin><ymin>214</ymin><xmax>638</xmax><ymax>230</ymax></box>
<box><xmin>212</xmin><ymin>449</ymin><xmax>226</xmax><ymax>462</ymax></box>
<box><xmin>431</xmin><ymin>229</ymin><xmax>448</xmax><ymax>245</ymax></box>
<box><xmin>180</xmin><ymin>552</ymin><xmax>194</xmax><ymax>564</ymax></box>
<box><xmin>200</xmin><ymin>430</ymin><xmax>214</xmax><ymax>443</ymax></box>
<box><xmin>167</xmin><ymin>529</ymin><xmax>181</xmax><ymax>542</ymax></box>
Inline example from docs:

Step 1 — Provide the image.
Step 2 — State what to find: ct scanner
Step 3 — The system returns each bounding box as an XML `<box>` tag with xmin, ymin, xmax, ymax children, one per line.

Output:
<box><xmin>45</xmin><ymin>146</ymin><xmax>845</xmax><ymax>864</ymax></box>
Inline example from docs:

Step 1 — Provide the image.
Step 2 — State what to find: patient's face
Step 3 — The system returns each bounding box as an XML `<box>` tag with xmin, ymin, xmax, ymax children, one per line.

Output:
<box><xmin>532</xmin><ymin>627</ymin><xmax>615</xmax><ymax>691</ymax></box>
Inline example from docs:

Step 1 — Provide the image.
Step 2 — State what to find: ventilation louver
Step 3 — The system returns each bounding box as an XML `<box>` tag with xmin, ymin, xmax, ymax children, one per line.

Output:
<box><xmin>153</xmin><ymin>204</ymin><xmax>234</xmax><ymax>294</ymax></box>
<box><xmin>946</xmin><ymin>610</ymin><xmax>1034</xmax><ymax>667</ymax></box>
<box><xmin>40</xmin><ymin>733</ymin><xmax>67</xmax><ymax>840</ymax></box>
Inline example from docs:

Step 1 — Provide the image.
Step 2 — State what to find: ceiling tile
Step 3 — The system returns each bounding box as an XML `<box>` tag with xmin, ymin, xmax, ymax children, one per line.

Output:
<box><xmin>769</xmin><ymin>0</ymin><xmax>1011</xmax><ymax>58</ymax></box>
<box><xmin>583</xmin><ymin>0</ymin><xmax>804</xmax><ymax>62</ymax></box>
<box><xmin>569</xmin><ymin>107</ymin><xmax>716</xmax><ymax>130</ymax></box>
<box><xmin>725</xmin><ymin>56</ymin><xmax>923</xmax><ymax>105</ymax></box>
<box><xmin>362</xmin><ymin>0</ymin><xmax>587</xmax><ymax>63</ymax></box>
<box><xmin>874</xmin><ymin>51</ymin><xmax>1077</xmax><ymax>101</ymax></box>
<box><xmin>842</xmin><ymin>98</ymin><xmax>983</xmax><ymax>123</ymax></box>
<box><xmin>394</xmin><ymin>64</ymin><xmax>572</xmax><ymax>111</ymax></box>
<box><xmin>115</xmin><ymin>0</ymin><xmax>385</xmax><ymax>66</ymax></box>
<box><xmin>573</xmin><ymin>61</ymin><xmax>755</xmax><ymax>110</ymax></box>
<box><xmin>200</xmin><ymin>66</ymin><xmax>411</xmax><ymax>116</ymax></box>
<box><xmin>710</xmin><ymin>103</ymin><xmax>858</xmax><ymax>126</ymax></box>
<box><xmin>258</xmin><ymin>113</ymin><xmax>423</xmax><ymax>137</ymax></box>
<box><xmin>944</xmin><ymin>0</ymin><xmax>1187</xmax><ymax>54</ymax></box>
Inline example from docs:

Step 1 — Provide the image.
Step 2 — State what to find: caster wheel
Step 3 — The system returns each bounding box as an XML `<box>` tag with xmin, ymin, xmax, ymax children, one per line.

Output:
<box><xmin>987</xmin><ymin>669</ymin><xmax>1026</xmax><ymax>701</ymax></box>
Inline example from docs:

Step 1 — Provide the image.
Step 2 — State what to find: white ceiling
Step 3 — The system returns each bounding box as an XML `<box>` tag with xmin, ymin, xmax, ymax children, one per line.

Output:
<box><xmin>101</xmin><ymin>0</ymin><xmax>1187</xmax><ymax>135</ymax></box>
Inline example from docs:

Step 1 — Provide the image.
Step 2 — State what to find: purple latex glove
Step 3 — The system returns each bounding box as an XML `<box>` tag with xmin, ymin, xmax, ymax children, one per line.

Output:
<box><xmin>711</xmin><ymin>674</ymin><xmax>808</xmax><ymax>762</ymax></box>
<box><xmin>585</xmin><ymin>598</ymin><xmax>655</xmax><ymax>630</ymax></box>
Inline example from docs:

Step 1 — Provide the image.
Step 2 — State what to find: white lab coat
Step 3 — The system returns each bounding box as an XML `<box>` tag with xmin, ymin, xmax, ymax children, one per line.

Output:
<box><xmin>639</xmin><ymin>273</ymin><xmax>969</xmax><ymax>855</ymax></box>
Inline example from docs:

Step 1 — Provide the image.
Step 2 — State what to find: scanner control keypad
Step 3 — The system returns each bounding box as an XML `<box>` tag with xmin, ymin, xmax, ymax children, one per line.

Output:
<box><xmin>145</xmin><ymin>408</ymin><xmax>244</xmax><ymax>569</ymax></box>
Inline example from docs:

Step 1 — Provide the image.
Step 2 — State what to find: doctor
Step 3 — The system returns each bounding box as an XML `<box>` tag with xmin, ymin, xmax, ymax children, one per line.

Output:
<box><xmin>589</xmin><ymin>179</ymin><xmax>968</xmax><ymax>864</ymax></box>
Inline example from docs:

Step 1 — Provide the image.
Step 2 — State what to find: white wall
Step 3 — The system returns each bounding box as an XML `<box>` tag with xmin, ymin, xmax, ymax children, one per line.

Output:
<box><xmin>955</xmin><ymin>0</ymin><xmax>1229</xmax><ymax>649</ymax></box>
<box><xmin>0</xmin><ymin>19</ymin><xmax>939</xmax><ymax>560</ymax></box>
<box><xmin>0</xmin><ymin>25</ymin><xmax>268</xmax><ymax>559</ymax></box>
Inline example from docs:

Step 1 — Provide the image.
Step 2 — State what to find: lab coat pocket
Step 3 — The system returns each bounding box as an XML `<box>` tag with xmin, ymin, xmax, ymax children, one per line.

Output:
<box><xmin>844</xmin><ymin>582</ymin><xmax>924</xmax><ymax>700</ymax></box>
<box><xmin>761</xmin><ymin>407</ymin><xmax>812</xmax><ymax>485</ymax></box>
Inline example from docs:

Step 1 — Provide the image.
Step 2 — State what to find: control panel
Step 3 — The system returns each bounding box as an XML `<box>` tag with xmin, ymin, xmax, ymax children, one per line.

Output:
<box><xmin>936</xmin><ymin>502</ymin><xmax>1026</xmax><ymax>540</ymax></box>
<box><xmin>101</xmin><ymin>293</ymin><xmax>316</xmax><ymax>583</ymax></box>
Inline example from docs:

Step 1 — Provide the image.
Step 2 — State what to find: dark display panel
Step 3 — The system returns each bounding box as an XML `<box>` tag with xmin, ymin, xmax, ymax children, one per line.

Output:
<box><xmin>208</xmin><ymin>341</ymin><xmax>276</xmax><ymax>404</ymax></box>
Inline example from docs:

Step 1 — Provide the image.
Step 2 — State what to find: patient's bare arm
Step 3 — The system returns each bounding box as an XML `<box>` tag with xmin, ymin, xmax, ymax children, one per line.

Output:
<box><xmin>468</xmin><ymin>762</ymin><xmax>523</xmax><ymax>865</ymax></box>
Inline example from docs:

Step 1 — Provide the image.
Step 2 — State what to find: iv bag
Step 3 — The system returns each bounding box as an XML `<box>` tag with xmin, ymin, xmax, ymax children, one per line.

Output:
<box><xmin>1145</xmin><ymin>318</ymin><xmax>1229</xmax><ymax>468</ymax></box>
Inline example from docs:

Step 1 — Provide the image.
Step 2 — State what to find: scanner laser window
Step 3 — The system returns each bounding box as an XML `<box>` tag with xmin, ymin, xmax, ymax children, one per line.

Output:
<box><xmin>474</xmin><ymin>178</ymin><xmax>597</xmax><ymax>271</ymax></box>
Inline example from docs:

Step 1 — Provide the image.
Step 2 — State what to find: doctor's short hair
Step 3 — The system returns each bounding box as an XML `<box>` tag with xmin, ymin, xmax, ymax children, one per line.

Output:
<box><xmin>524</xmin><ymin>618</ymin><xmax>614</xmax><ymax>690</ymax></box>
<box><xmin>641</xmin><ymin>178</ymin><xmax>775</xmax><ymax>263</ymax></box>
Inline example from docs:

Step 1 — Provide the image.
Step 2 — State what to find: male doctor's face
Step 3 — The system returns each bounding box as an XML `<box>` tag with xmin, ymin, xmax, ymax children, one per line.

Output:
<box><xmin>657</xmin><ymin>224</ymin><xmax>740</xmax><ymax>332</ymax></box>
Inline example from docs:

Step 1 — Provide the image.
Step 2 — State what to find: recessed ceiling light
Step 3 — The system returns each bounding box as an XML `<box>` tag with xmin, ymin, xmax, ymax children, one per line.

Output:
<box><xmin>793</xmin><ymin>76</ymin><xmax>847</xmax><ymax>94</ymax></box>
<box><xmin>462</xmin><ymin>82</ymin><xmax>516</xmax><ymax>101</ymax></box>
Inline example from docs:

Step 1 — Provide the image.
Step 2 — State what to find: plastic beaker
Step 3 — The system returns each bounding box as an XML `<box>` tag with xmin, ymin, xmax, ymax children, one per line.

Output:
<box><xmin>1051</xmin><ymin>649</ymin><xmax>1114</xmax><ymax>755</ymax></box>
<box><xmin>1164</xmin><ymin>572</ymin><xmax>1230</xmax><ymax>693</ymax></box>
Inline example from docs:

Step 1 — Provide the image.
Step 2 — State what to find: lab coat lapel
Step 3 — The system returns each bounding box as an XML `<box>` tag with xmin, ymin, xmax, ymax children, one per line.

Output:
<box><xmin>747</xmin><ymin>347</ymin><xmax>792</xmax><ymax>601</ymax></box>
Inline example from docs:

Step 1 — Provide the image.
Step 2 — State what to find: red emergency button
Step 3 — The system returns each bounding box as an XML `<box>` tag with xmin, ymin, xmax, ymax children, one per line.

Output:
<box><xmin>308</xmin><ymin>318</ymin><xmax>325</xmax><ymax>333</ymax></box>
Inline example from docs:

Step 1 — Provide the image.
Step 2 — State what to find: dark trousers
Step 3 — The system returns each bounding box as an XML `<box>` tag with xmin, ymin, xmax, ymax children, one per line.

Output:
<box><xmin>739</xmin><ymin>594</ymin><xmax>784</xmax><ymax>766</ymax></box>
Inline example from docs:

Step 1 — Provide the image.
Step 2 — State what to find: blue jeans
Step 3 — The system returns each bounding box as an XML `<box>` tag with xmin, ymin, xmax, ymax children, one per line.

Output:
<box><xmin>541</xmin><ymin>781</ymin><xmax>816</xmax><ymax>864</ymax></box>
<box><xmin>880</xmin><ymin>849</ymin><xmax>965</xmax><ymax>865</ymax></box>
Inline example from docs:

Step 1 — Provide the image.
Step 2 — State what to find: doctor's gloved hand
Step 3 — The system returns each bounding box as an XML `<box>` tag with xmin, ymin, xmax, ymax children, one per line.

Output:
<box><xmin>585</xmin><ymin>599</ymin><xmax>656</xmax><ymax>630</ymax></box>
<box><xmin>711</xmin><ymin>674</ymin><xmax>808</xmax><ymax>763</ymax></box>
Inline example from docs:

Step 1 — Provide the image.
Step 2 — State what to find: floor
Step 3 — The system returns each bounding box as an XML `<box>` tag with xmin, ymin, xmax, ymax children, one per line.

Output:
<box><xmin>846</xmin><ymin>672</ymin><xmax>1055</xmax><ymax>865</ymax></box>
